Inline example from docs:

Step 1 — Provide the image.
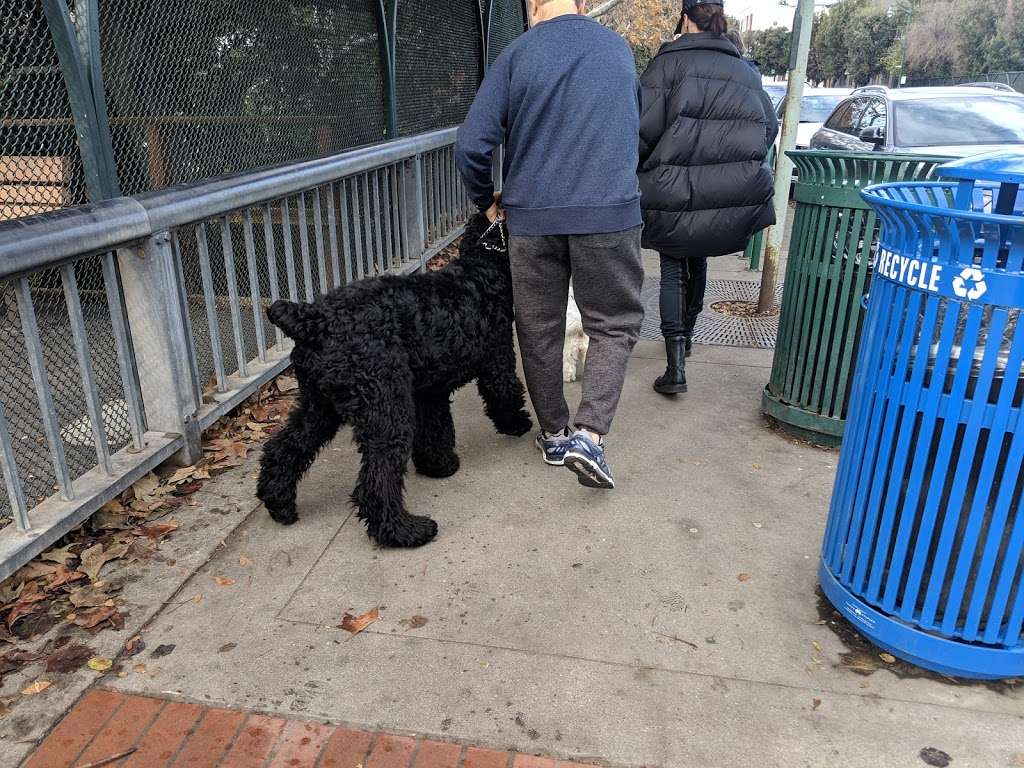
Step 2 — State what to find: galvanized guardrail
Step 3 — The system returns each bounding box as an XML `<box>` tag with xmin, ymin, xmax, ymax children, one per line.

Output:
<box><xmin>0</xmin><ymin>128</ymin><xmax>472</xmax><ymax>579</ymax></box>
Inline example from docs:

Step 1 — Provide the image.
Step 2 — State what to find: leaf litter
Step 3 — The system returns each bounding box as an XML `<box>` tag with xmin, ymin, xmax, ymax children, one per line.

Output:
<box><xmin>0</xmin><ymin>373</ymin><xmax>298</xmax><ymax>710</ymax></box>
<box><xmin>339</xmin><ymin>607</ymin><xmax>380</xmax><ymax>635</ymax></box>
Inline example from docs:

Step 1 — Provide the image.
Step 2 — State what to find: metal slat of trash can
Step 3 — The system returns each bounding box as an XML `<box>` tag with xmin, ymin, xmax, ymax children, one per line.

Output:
<box><xmin>820</xmin><ymin>149</ymin><xmax>1024</xmax><ymax>680</ymax></box>
<box><xmin>763</xmin><ymin>151</ymin><xmax>950</xmax><ymax>447</ymax></box>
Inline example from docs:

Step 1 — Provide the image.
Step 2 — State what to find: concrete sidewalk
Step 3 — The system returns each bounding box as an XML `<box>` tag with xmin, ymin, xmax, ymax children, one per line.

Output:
<box><xmin>92</xmin><ymin>334</ymin><xmax>1022</xmax><ymax>764</ymax></box>
<box><xmin>20</xmin><ymin>251</ymin><xmax>1024</xmax><ymax>768</ymax></box>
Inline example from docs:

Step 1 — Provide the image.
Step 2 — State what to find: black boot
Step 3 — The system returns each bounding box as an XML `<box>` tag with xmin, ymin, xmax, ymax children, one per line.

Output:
<box><xmin>682</xmin><ymin>334</ymin><xmax>694</xmax><ymax>358</ymax></box>
<box><xmin>654</xmin><ymin>337</ymin><xmax>688</xmax><ymax>395</ymax></box>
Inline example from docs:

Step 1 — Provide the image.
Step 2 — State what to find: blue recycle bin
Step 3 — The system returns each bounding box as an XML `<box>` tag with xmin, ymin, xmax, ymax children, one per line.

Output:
<box><xmin>819</xmin><ymin>149</ymin><xmax>1024</xmax><ymax>679</ymax></box>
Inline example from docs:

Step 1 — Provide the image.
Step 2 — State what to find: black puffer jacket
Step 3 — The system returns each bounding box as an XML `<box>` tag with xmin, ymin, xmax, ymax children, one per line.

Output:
<box><xmin>639</xmin><ymin>33</ymin><xmax>778</xmax><ymax>258</ymax></box>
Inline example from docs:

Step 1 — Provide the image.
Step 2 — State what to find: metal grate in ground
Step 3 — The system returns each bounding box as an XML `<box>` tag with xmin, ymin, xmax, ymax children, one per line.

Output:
<box><xmin>640</xmin><ymin>278</ymin><xmax>783</xmax><ymax>349</ymax></box>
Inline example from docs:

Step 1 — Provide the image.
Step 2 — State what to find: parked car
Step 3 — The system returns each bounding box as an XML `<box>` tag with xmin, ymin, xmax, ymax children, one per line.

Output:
<box><xmin>809</xmin><ymin>84</ymin><xmax>1024</xmax><ymax>156</ymax></box>
<box><xmin>777</xmin><ymin>88</ymin><xmax>853</xmax><ymax>150</ymax></box>
<box><xmin>762</xmin><ymin>82</ymin><xmax>786</xmax><ymax>108</ymax></box>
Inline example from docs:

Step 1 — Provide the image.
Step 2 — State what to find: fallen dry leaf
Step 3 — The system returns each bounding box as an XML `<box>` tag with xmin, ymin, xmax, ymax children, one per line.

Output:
<box><xmin>812</xmin><ymin>640</ymin><xmax>823</xmax><ymax>654</ymax></box>
<box><xmin>339</xmin><ymin>607</ymin><xmax>379</xmax><ymax>635</ymax></box>
<box><xmin>14</xmin><ymin>561</ymin><xmax>61</xmax><ymax>583</ymax></box>
<box><xmin>133</xmin><ymin>664</ymin><xmax>146</xmax><ymax>674</ymax></box>
<box><xmin>276</xmin><ymin>375</ymin><xmax>299</xmax><ymax>393</ymax></box>
<box><xmin>150</xmin><ymin>644</ymin><xmax>175</xmax><ymax>659</ymax></box>
<box><xmin>134</xmin><ymin>522</ymin><xmax>180</xmax><ymax>540</ymax></box>
<box><xmin>71</xmin><ymin>604</ymin><xmax>120</xmax><ymax>630</ymax></box>
<box><xmin>166</xmin><ymin>465</ymin><xmax>210</xmax><ymax>485</ymax></box>
<box><xmin>69</xmin><ymin>581</ymin><xmax>122</xmax><ymax>609</ymax></box>
<box><xmin>132</xmin><ymin>473</ymin><xmax>172</xmax><ymax>503</ymax></box>
<box><xmin>737</xmin><ymin>573</ymin><xmax>752</xmax><ymax>582</ymax></box>
<box><xmin>218</xmin><ymin>642</ymin><xmax>237</xmax><ymax>653</ymax></box>
<box><xmin>45</xmin><ymin>643</ymin><xmax>94</xmax><ymax>674</ymax></box>
<box><xmin>238</xmin><ymin>555</ymin><xmax>252</xmax><ymax>567</ymax></box>
<box><xmin>212</xmin><ymin>575</ymin><xmax>235</xmax><ymax>587</ymax></box>
<box><xmin>6</xmin><ymin>582</ymin><xmax>49</xmax><ymax>629</ymax></box>
<box><xmin>812</xmin><ymin>698</ymin><xmax>822</xmax><ymax>710</ymax></box>
<box><xmin>40</xmin><ymin>544</ymin><xmax>77</xmax><ymax>565</ymax></box>
<box><xmin>87</xmin><ymin>657</ymin><xmax>112</xmax><ymax>672</ymax></box>
<box><xmin>21</xmin><ymin>680</ymin><xmax>50</xmax><ymax>695</ymax></box>
<box><xmin>0</xmin><ymin>700</ymin><xmax>10</xmax><ymax>718</ymax></box>
<box><xmin>46</xmin><ymin>566</ymin><xmax>86</xmax><ymax>590</ymax></box>
<box><xmin>400</xmin><ymin>615</ymin><xmax>429</xmax><ymax>630</ymax></box>
<box><xmin>79</xmin><ymin>542</ymin><xmax>130</xmax><ymax>582</ymax></box>
<box><xmin>879</xmin><ymin>652</ymin><xmax>896</xmax><ymax>664</ymax></box>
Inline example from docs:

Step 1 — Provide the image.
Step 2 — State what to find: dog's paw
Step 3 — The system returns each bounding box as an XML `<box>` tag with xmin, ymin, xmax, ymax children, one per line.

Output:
<box><xmin>496</xmin><ymin>410</ymin><xmax>533</xmax><ymax>437</ymax></box>
<box><xmin>266</xmin><ymin>502</ymin><xmax>299</xmax><ymax>526</ymax></box>
<box><xmin>414</xmin><ymin>451</ymin><xmax>461</xmax><ymax>479</ymax></box>
<box><xmin>375</xmin><ymin>513</ymin><xmax>439</xmax><ymax>548</ymax></box>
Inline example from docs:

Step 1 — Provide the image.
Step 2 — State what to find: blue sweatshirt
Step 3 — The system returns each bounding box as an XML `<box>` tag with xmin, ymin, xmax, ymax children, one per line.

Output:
<box><xmin>455</xmin><ymin>14</ymin><xmax>642</xmax><ymax>236</ymax></box>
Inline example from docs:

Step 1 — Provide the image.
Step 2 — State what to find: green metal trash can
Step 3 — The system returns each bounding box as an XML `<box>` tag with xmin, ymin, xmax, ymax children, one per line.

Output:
<box><xmin>762</xmin><ymin>151</ymin><xmax>950</xmax><ymax>447</ymax></box>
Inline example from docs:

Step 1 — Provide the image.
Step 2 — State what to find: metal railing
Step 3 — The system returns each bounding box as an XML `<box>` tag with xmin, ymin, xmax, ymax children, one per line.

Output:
<box><xmin>0</xmin><ymin>128</ymin><xmax>473</xmax><ymax>579</ymax></box>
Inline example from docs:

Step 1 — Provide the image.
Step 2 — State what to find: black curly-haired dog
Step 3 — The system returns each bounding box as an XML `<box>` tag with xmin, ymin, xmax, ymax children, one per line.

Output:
<box><xmin>256</xmin><ymin>214</ymin><xmax>533</xmax><ymax>548</ymax></box>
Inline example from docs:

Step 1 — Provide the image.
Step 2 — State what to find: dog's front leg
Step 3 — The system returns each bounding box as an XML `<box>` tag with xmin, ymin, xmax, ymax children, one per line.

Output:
<box><xmin>413</xmin><ymin>389</ymin><xmax>460</xmax><ymax>478</ymax></box>
<box><xmin>351</xmin><ymin>380</ymin><xmax>438</xmax><ymax>548</ymax></box>
<box><xmin>257</xmin><ymin>391</ymin><xmax>341</xmax><ymax>525</ymax></box>
<box><xmin>476</xmin><ymin>343</ymin><xmax>533</xmax><ymax>437</ymax></box>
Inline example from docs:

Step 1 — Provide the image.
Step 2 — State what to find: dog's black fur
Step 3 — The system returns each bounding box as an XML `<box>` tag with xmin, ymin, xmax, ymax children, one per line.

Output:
<box><xmin>256</xmin><ymin>214</ymin><xmax>533</xmax><ymax>548</ymax></box>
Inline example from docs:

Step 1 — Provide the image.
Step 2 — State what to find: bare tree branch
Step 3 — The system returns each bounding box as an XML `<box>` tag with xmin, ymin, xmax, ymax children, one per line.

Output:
<box><xmin>588</xmin><ymin>0</ymin><xmax>630</xmax><ymax>18</ymax></box>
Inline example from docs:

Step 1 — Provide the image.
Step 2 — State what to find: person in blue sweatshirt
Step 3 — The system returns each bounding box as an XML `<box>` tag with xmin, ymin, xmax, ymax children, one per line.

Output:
<box><xmin>455</xmin><ymin>0</ymin><xmax>643</xmax><ymax>491</ymax></box>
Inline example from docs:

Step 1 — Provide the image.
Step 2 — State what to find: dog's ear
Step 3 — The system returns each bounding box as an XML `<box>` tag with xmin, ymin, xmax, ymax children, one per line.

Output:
<box><xmin>267</xmin><ymin>300</ymin><xmax>324</xmax><ymax>344</ymax></box>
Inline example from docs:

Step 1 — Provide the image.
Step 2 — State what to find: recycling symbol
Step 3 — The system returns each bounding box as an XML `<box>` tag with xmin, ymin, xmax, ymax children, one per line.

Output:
<box><xmin>952</xmin><ymin>267</ymin><xmax>987</xmax><ymax>300</ymax></box>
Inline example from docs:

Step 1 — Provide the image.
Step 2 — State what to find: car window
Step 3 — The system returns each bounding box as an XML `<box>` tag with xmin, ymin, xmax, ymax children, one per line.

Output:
<box><xmin>893</xmin><ymin>96</ymin><xmax>1024</xmax><ymax>147</ymax></box>
<box><xmin>799</xmin><ymin>94</ymin><xmax>849</xmax><ymax>123</ymax></box>
<box><xmin>858</xmin><ymin>99</ymin><xmax>887</xmax><ymax>132</ymax></box>
<box><xmin>824</xmin><ymin>100</ymin><xmax>856</xmax><ymax>133</ymax></box>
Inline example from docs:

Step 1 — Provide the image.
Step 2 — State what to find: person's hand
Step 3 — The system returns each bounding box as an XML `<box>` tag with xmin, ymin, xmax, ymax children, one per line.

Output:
<box><xmin>485</xmin><ymin>192</ymin><xmax>503</xmax><ymax>223</ymax></box>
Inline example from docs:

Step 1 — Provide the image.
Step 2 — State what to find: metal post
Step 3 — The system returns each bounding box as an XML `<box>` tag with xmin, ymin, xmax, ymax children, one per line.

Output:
<box><xmin>405</xmin><ymin>156</ymin><xmax>427</xmax><ymax>266</ymax></box>
<box><xmin>757</xmin><ymin>0</ymin><xmax>814</xmax><ymax>314</ymax></box>
<box><xmin>41</xmin><ymin>0</ymin><xmax>118</xmax><ymax>201</ymax></box>
<box><xmin>117</xmin><ymin>235</ymin><xmax>202</xmax><ymax>465</ymax></box>
<box><xmin>376</xmin><ymin>0</ymin><xmax>399</xmax><ymax>138</ymax></box>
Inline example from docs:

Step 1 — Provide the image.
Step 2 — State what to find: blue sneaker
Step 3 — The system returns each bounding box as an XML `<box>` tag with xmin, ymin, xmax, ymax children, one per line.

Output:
<box><xmin>564</xmin><ymin>431</ymin><xmax>615</xmax><ymax>489</ymax></box>
<box><xmin>536</xmin><ymin>429</ymin><xmax>572</xmax><ymax>466</ymax></box>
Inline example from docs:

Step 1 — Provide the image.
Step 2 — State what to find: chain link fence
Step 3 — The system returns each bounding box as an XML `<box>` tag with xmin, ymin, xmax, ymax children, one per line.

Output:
<box><xmin>0</xmin><ymin>0</ymin><xmax>526</xmax><ymax>527</ymax></box>
<box><xmin>0</xmin><ymin>0</ymin><xmax>88</xmax><ymax>223</ymax></box>
<box><xmin>396</xmin><ymin>1</ymin><xmax>482</xmax><ymax>137</ymax></box>
<box><xmin>907</xmin><ymin>71</ymin><xmax>1024</xmax><ymax>92</ymax></box>
<box><xmin>98</xmin><ymin>0</ymin><xmax>387</xmax><ymax>196</ymax></box>
<box><xmin>487</xmin><ymin>0</ymin><xmax>527</xmax><ymax>66</ymax></box>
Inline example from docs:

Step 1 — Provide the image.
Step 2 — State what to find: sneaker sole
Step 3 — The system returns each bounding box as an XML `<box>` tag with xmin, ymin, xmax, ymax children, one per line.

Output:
<box><xmin>564</xmin><ymin>452</ymin><xmax>615</xmax><ymax>490</ymax></box>
<box><xmin>654</xmin><ymin>382</ymin><xmax>688</xmax><ymax>395</ymax></box>
<box><xmin>536</xmin><ymin>439</ymin><xmax>566</xmax><ymax>466</ymax></box>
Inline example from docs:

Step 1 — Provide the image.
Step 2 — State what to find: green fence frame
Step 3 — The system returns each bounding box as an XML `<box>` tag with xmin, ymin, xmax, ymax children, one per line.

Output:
<box><xmin>762</xmin><ymin>150</ymin><xmax>951</xmax><ymax>447</ymax></box>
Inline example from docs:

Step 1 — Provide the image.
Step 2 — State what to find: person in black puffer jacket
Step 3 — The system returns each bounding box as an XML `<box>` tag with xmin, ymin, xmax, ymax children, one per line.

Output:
<box><xmin>639</xmin><ymin>0</ymin><xmax>778</xmax><ymax>395</ymax></box>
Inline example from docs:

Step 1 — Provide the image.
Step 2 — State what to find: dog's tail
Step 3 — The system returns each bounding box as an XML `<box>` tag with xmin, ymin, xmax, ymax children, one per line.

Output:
<box><xmin>267</xmin><ymin>300</ymin><xmax>325</xmax><ymax>344</ymax></box>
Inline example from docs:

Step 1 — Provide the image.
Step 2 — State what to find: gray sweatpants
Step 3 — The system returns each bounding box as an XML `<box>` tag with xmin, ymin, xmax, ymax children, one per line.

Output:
<box><xmin>509</xmin><ymin>226</ymin><xmax>644</xmax><ymax>436</ymax></box>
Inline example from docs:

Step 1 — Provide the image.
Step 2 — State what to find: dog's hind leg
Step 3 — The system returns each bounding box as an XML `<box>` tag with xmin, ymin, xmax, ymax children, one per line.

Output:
<box><xmin>412</xmin><ymin>389</ymin><xmax>460</xmax><ymax>478</ymax></box>
<box><xmin>477</xmin><ymin>343</ymin><xmax>533</xmax><ymax>437</ymax></box>
<box><xmin>257</xmin><ymin>391</ymin><xmax>342</xmax><ymax>525</ymax></box>
<box><xmin>351</xmin><ymin>379</ymin><xmax>438</xmax><ymax>548</ymax></box>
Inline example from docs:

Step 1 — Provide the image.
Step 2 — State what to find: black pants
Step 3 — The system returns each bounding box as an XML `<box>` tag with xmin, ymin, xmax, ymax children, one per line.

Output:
<box><xmin>659</xmin><ymin>254</ymin><xmax>708</xmax><ymax>339</ymax></box>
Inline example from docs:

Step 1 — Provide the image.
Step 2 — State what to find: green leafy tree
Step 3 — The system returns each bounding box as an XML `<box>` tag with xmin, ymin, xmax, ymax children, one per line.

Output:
<box><xmin>813</xmin><ymin>0</ymin><xmax>866</xmax><ymax>83</ymax></box>
<box><xmin>844</xmin><ymin>5</ymin><xmax>901</xmax><ymax>84</ymax></box>
<box><xmin>747</xmin><ymin>26</ymin><xmax>791</xmax><ymax>77</ymax></box>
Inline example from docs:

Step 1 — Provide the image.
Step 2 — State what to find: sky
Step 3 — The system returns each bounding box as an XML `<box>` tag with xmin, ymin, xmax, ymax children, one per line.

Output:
<box><xmin>731</xmin><ymin>0</ymin><xmax>839</xmax><ymax>32</ymax></box>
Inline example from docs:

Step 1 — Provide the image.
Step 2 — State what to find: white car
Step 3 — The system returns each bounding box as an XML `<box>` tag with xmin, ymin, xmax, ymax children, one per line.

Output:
<box><xmin>775</xmin><ymin>87</ymin><xmax>853</xmax><ymax>151</ymax></box>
